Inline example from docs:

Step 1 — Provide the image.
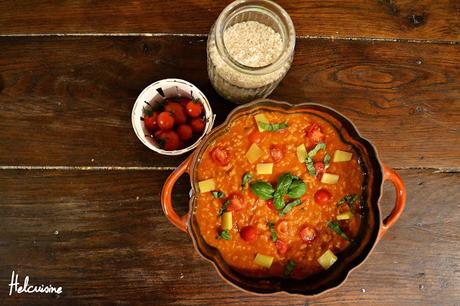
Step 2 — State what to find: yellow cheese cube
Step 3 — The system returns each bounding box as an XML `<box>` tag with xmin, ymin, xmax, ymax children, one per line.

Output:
<box><xmin>333</xmin><ymin>150</ymin><xmax>353</xmax><ymax>162</ymax></box>
<box><xmin>198</xmin><ymin>178</ymin><xmax>215</xmax><ymax>193</ymax></box>
<box><xmin>221</xmin><ymin>212</ymin><xmax>232</xmax><ymax>230</ymax></box>
<box><xmin>246</xmin><ymin>143</ymin><xmax>264</xmax><ymax>164</ymax></box>
<box><xmin>256</xmin><ymin>163</ymin><xmax>273</xmax><ymax>175</ymax></box>
<box><xmin>254</xmin><ymin>253</ymin><xmax>274</xmax><ymax>268</ymax></box>
<box><xmin>337</xmin><ymin>211</ymin><xmax>354</xmax><ymax>220</ymax></box>
<box><xmin>296</xmin><ymin>144</ymin><xmax>307</xmax><ymax>162</ymax></box>
<box><xmin>254</xmin><ymin>113</ymin><xmax>269</xmax><ymax>132</ymax></box>
<box><xmin>321</xmin><ymin>173</ymin><xmax>339</xmax><ymax>184</ymax></box>
<box><xmin>318</xmin><ymin>249</ymin><xmax>337</xmax><ymax>270</ymax></box>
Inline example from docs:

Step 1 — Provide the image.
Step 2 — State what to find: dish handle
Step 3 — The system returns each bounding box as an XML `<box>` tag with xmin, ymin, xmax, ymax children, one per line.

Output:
<box><xmin>379</xmin><ymin>164</ymin><xmax>406</xmax><ymax>239</ymax></box>
<box><xmin>161</xmin><ymin>155</ymin><xmax>193</xmax><ymax>233</ymax></box>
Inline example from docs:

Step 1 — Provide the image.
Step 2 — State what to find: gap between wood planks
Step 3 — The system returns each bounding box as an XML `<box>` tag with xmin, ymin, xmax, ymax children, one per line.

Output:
<box><xmin>0</xmin><ymin>165</ymin><xmax>458</xmax><ymax>173</ymax></box>
<box><xmin>0</xmin><ymin>32</ymin><xmax>458</xmax><ymax>45</ymax></box>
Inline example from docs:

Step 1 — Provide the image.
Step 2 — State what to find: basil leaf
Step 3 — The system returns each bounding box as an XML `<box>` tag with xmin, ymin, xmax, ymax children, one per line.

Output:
<box><xmin>324</xmin><ymin>153</ymin><xmax>331</xmax><ymax>169</ymax></box>
<box><xmin>273</xmin><ymin>192</ymin><xmax>285</xmax><ymax>210</ymax></box>
<box><xmin>328</xmin><ymin>221</ymin><xmax>349</xmax><ymax>241</ymax></box>
<box><xmin>216</xmin><ymin>230</ymin><xmax>231</xmax><ymax>240</ymax></box>
<box><xmin>305</xmin><ymin>156</ymin><xmax>316</xmax><ymax>176</ymax></box>
<box><xmin>250</xmin><ymin>181</ymin><xmax>274</xmax><ymax>200</ymax></box>
<box><xmin>241</xmin><ymin>172</ymin><xmax>253</xmax><ymax>189</ymax></box>
<box><xmin>336</xmin><ymin>194</ymin><xmax>361</xmax><ymax>213</ymax></box>
<box><xmin>308</xmin><ymin>143</ymin><xmax>326</xmax><ymax>157</ymax></box>
<box><xmin>212</xmin><ymin>191</ymin><xmax>225</xmax><ymax>199</ymax></box>
<box><xmin>279</xmin><ymin>199</ymin><xmax>302</xmax><ymax>216</ymax></box>
<box><xmin>217</xmin><ymin>199</ymin><xmax>230</xmax><ymax>216</ymax></box>
<box><xmin>286</xmin><ymin>179</ymin><xmax>307</xmax><ymax>199</ymax></box>
<box><xmin>267</xmin><ymin>222</ymin><xmax>278</xmax><ymax>242</ymax></box>
<box><xmin>283</xmin><ymin>260</ymin><xmax>296</xmax><ymax>277</ymax></box>
<box><xmin>257</xmin><ymin>121</ymin><xmax>288</xmax><ymax>132</ymax></box>
<box><xmin>276</xmin><ymin>173</ymin><xmax>294</xmax><ymax>195</ymax></box>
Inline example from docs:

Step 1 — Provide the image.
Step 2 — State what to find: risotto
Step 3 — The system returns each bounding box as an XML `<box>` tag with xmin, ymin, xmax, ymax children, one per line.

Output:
<box><xmin>195</xmin><ymin>110</ymin><xmax>364</xmax><ymax>279</ymax></box>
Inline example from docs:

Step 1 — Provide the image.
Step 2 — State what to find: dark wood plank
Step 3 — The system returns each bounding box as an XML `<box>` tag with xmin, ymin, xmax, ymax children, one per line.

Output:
<box><xmin>0</xmin><ymin>0</ymin><xmax>459</xmax><ymax>41</ymax></box>
<box><xmin>0</xmin><ymin>36</ymin><xmax>458</xmax><ymax>169</ymax></box>
<box><xmin>0</xmin><ymin>169</ymin><xmax>458</xmax><ymax>304</ymax></box>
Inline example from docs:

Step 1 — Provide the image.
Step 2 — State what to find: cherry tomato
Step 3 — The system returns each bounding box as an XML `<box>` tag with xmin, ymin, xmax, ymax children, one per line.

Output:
<box><xmin>306</xmin><ymin>123</ymin><xmax>325</xmax><ymax>145</ymax></box>
<box><xmin>275</xmin><ymin>240</ymin><xmax>289</xmax><ymax>255</ymax></box>
<box><xmin>164</xmin><ymin>102</ymin><xmax>187</xmax><ymax>125</ymax></box>
<box><xmin>300</xmin><ymin>225</ymin><xmax>317</xmax><ymax>242</ymax></box>
<box><xmin>157</xmin><ymin>111</ymin><xmax>175</xmax><ymax>130</ymax></box>
<box><xmin>190</xmin><ymin>118</ymin><xmax>205</xmax><ymax>133</ymax></box>
<box><xmin>269</xmin><ymin>144</ymin><xmax>284</xmax><ymax>162</ymax></box>
<box><xmin>240</xmin><ymin>225</ymin><xmax>257</xmax><ymax>243</ymax></box>
<box><xmin>176</xmin><ymin>124</ymin><xmax>193</xmax><ymax>141</ymax></box>
<box><xmin>249</xmin><ymin>129</ymin><xmax>262</xmax><ymax>144</ymax></box>
<box><xmin>226</xmin><ymin>193</ymin><xmax>246</xmax><ymax>212</ymax></box>
<box><xmin>185</xmin><ymin>100</ymin><xmax>204</xmax><ymax>117</ymax></box>
<box><xmin>155</xmin><ymin>130</ymin><xmax>180</xmax><ymax>151</ymax></box>
<box><xmin>314</xmin><ymin>161</ymin><xmax>325</xmax><ymax>179</ymax></box>
<box><xmin>210</xmin><ymin>146</ymin><xmax>230</xmax><ymax>166</ymax></box>
<box><xmin>266</xmin><ymin>199</ymin><xmax>275</xmax><ymax>210</ymax></box>
<box><xmin>143</xmin><ymin>112</ymin><xmax>159</xmax><ymax>131</ymax></box>
<box><xmin>314</xmin><ymin>189</ymin><xmax>331</xmax><ymax>204</ymax></box>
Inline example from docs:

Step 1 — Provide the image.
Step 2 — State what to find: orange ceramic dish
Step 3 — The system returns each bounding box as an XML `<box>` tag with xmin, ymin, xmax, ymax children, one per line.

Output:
<box><xmin>161</xmin><ymin>100</ymin><xmax>406</xmax><ymax>295</ymax></box>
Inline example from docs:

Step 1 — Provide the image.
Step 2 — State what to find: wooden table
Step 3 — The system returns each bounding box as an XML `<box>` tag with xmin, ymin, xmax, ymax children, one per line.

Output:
<box><xmin>0</xmin><ymin>1</ymin><xmax>459</xmax><ymax>304</ymax></box>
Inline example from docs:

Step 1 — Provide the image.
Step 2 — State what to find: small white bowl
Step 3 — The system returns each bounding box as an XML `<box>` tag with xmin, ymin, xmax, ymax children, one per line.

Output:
<box><xmin>132</xmin><ymin>79</ymin><xmax>215</xmax><ymax>155</ymax></box>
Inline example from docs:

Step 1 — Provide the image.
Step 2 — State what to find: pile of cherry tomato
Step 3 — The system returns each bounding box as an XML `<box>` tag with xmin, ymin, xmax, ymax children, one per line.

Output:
<box><xmin>143</xmin><ymin>97</ymin><xmax>206</xmax><ymax>150</ymax></box>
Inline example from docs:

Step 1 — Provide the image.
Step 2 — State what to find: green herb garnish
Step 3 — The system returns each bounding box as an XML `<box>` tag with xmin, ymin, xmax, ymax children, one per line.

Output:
<box><xmin>304</xmin><ymin>143</ymin><xmax>327</xmax><ymax>177</ymax></box>
<box><xmin>241</xmin><ymin>172</ymin><xmax>253</xmax><ymax>189</ymax></box>
<box><xmin>328</xmin><ymin>221</ymin><xmax>349</xmax><ymax>241</ymax></box>
<box><xmin>337</xmin><ymin>194</ymin><xmax>361</xmax><ymax>213</ymax></box>
<box><xmin>308</xmin><ymin>143</ymin><xmax>326</xmax><ymax>157</ymax></box>
<box><xmin>267</xmin><ymin>222</ymin><xmax>278</xmax><ymax>242</ymax></box>
<box><xmin>212</xmin><ymin>191</ymin><xmax>225</xmax><ymax>199</ymax></box>
<box><xmin>257</xmin><ymin>121</ymin><xmax>288</xmax><ymax>132</ymax></box>
<box><xmin>217</xmin><ymin>199</ymin><xmax>230</xmax><ymax>216</ymax></box>
<box><xmin>279</xmin><ymin>199</ymin><xmax>302</xmax><ymax>216</ymax></box>
<box><xmin>249</xmin><ymin>181</ymin><xmax>275</xmax><ymax>200</ymax></box>
<box><xmin>305</xmin><ymin>156</ymin><xmax>316</xmax><ymax>176</ymax></box>
<box><xmin>216</xmin><ymin>230</ymin><xmax>231</xmax><ymax>240</ymax></box>
<box><xmin>286</xmin><ymin>179</ymin><xmax>307</xmax><ymax>199</ymax></box>
<box><xmin>324</xmin><ymin>153</ymin><xmax>331</xmax><ymax>169</ymax></box>
<box><xmin>283</xmin><ymin>260</ymin><xmax>296</xmax><ymax>277</ymax></box>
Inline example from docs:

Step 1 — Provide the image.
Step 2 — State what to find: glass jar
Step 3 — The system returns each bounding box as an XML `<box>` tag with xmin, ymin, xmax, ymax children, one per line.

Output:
<box><xmin>207</xmin><ymin>0</ymin><xmax>295</xmax><ymax>104</ymax></box>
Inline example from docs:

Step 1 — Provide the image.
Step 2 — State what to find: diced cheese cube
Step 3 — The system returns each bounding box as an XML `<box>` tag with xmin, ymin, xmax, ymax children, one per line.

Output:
<box><xmin>321</xmin><ymin>173</ymin><xmax>339</xmax><ymax>184</ymax></box>
<box><xmin>198</xmin><ymin>178</ymin><xmax>215</xmax><ymax>193</ymax></box>
<box><xmin>221</xmin><ymin>212</ymin><xmax>232</xmax><ymax>230</ymax></box>
<box><xmin>296</xmin><ymin>144</ymin><xmax>307</xmax><ymax>162</ymax></box>
<box><xmin>254</xmin><ymin>253</ymin><xmax>274</xmax><ymax>268</ymax></box>
<box><xmin>254</xmin><ymin>113</ymin><xmax>269</xmax><ymax>132</ymax></box>
<box><xmin>256</xmin><ymin>163</ymin><xmax>273</xmax><ymax>175</ymax></box>
<box><xmin>246</xmin><ymin>143</ymin><xmax>264</xmax><ymax>164</ymax></box>
<box><xmin>333</xmin><ymin>150</ymin><xmax>353</xmax><ymax>162</ymax></box>
<box><xmin>337</xmin><ymin>211</ymin><xmax>354</xmax><ymax>220</ymax></box>
<box><xmin>318</xmin><ymin>249</ymin><xmax>337</xmax><ymax>270</ymax></box>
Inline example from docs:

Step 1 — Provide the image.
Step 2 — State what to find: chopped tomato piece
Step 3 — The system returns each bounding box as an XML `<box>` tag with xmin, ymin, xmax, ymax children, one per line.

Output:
<box><xmin>275</xmin><ymin>240</ymin><xmax>289</xmax><ymax>255</ymax></box>
<box><xmin>314</xmin><ymin>189</ymin><xmax>332</xmax><ymax>204</ymax></box>
<box><xmin>306</xmin><ymin>123</ymin><xmax>325</xmax><ymax>145</ymax></box>
<box><xmin>300</xmin><ymin>225</ymin><xmax>317</xmax><ymax>242</ymax></box>
<box><xmin>269</xmin><ymin>144</ymin><xmax>284</xmax><ymax>162</ymax></box>
<box><xmin>266</xmin><ymin>199</ymin><xmax>275</xmax><ymax>210</ymax></box>
<box><xmin>314</xmin><ymin>161</ymin><xmax>325</xmax><ymax>179</ymax></box>
<box><xmin>210</xmin><ymin>146</ymin><xmax>230</xmax><ymax>166</ymax></box>
<box><xmin>240</xmin><ymin>225</ymin><xmax>257</xmax><ymax>243</ymax></box>
<box><xmin>226</xmin><ymin>193</ymin><xmax>246</xmax><ymax>212</ymax></box>
<box><xmin>249</xmin><ymin>129</ymin><xmax>262</xmax><ymax>144</ymax></box>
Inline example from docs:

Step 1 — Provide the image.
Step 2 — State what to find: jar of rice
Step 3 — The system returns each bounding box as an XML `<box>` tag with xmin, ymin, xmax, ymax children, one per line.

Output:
<box><xmin>207</xmin><ymin>0</ymin><xmax>296</xmax><ymax>104</ymax></box>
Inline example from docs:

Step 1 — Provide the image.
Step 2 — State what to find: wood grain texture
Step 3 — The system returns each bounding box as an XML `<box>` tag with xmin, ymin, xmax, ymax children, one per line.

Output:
<box><xmin>0</xmin><ymin>169</ymin><xmax>458</xmax><ymax>304</ymax></box>
<box><xmin>0</xmin><ymin>0</ymin><xmax>459</xmax><ymax>41</ymax></box>
<box><xmin>0</xmin><ymin>36</ymin><xmax>458</xmax><ymax>169</ymax></box>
